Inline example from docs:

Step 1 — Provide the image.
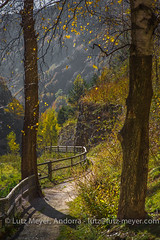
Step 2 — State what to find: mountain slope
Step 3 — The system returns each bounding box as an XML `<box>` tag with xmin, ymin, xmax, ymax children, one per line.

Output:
<box><xmin>0</xmin><ymin>5</ymin><xmax>104</xmax><ymax>112</ymax></box>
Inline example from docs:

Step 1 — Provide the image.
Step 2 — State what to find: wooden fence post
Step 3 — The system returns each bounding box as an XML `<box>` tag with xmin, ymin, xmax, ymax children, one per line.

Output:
<box><xmin>71</xmin><ymin>158</ymin><xmax>73</xmax><ymax>168</ymax></box>
<box><xmin>49</xmin><ymin>146</ymin><xmax>52</xmax><ymax>153</ymax></box>
<box><xmin>57</xmin><ymin>146</ymin><xmax>60</xmax><ymax>158</ymax></box>
<box><xmin>74</xmin><ymin>146</ymin><xmax>76</xmax><ymax>155</ymax></box>
<box><xmin>48</xmin><ymin>161</ymin><xmax>52</xmax><ymax>180</ymax></box>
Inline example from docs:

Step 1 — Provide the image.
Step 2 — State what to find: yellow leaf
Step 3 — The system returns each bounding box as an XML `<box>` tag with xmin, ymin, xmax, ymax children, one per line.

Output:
<box><xmin>110</xmin><ymin>37</ymin><xmax>114</xmax><ymax>42</ymax></box>
<box><xmin>93</xmin><ymin>64</ymin><xmax>98</xmax><ymax>70</ymax></box>
<box><xmin>65</xmin><ymin>35</ymin><xmax>71</xmax><ymax>39</ymax></box>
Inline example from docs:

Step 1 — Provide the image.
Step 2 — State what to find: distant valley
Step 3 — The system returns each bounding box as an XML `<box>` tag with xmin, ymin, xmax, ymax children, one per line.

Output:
<box><xmin>0</xmin><ymin>5</ymin><xmax>105</xmax><ymax>112</ymax></box>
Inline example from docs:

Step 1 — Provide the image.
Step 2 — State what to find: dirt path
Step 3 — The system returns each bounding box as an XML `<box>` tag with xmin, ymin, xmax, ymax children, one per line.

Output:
<box><xmin>8</xmin><ymin>181</ymin><xmax>77</xmax><ymax>240</ymax></box>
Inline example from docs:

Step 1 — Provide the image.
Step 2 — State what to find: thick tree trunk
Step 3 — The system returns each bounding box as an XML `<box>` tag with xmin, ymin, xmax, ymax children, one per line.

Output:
<box><xmin>21</xmin><ymin>0</ymin><xmax>41</xmax><ymax>195</ymax></box>
<box><xmin>118</xmin><ymin>0</ymin><xmax>157</xmax><ymax>219</ymax></box>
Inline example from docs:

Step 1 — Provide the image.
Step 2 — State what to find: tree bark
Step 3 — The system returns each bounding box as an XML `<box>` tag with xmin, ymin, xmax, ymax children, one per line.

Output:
<box><xmin>118</xmin><ymin>0</ymin><xmax>157</xmax><ymax>219</ymax></box>
<box><xmin>21</xmin><ymin>0</ymin><xmax>41</xmax><ymax>195</ymax></box>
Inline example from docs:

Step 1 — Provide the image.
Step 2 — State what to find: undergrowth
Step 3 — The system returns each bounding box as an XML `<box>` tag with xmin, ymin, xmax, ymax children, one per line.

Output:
<box><xmin>58</xmin><ymin>140</ymin><xmax>160</xmax><ymax>240</ymax></box>
<box><xmin>69</xmin><ymin>139</ymin><xmax>122</xmax><ymax>220</ymax></box>
<box><xmin>0</xmin><ymin>154</ymin><xmax>21</xmax><ymax>197</ymax></box>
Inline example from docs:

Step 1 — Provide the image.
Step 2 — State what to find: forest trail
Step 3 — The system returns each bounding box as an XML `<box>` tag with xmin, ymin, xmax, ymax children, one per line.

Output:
<box><xmin>9</xmin><ymin>181</ymin><xmax>77</xmax><ymax>240</ymax></box>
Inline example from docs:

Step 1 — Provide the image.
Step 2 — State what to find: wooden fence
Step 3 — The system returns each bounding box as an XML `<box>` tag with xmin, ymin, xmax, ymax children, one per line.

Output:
<box><xmin>0</xmin><ymin>175</ymin><xmax>36</xmax><ymax>228</ymax></box>
<box><xmin>38</xmin><ymin>146</ymin><xmax>87</xmax><ymax>180</ymax></box>
<box><xmin>0</xmin><ymin>146</ymin><xmax>87</xmax><ymax>228</ymax></box>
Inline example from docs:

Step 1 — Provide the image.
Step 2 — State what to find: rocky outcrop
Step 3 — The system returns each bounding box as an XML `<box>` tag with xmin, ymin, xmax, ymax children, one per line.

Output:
<box><xmin>75</xmin><ymin>101</ymin><xmax>121</xmax><ymax>149</ymax></box>
<box><xmin>58</xmin><ymin>121</ymin><xmax>77</xmax><ymax>146</ymax></box>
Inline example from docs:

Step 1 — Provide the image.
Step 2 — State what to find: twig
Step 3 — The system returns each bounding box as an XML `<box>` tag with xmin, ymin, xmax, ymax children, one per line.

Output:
<box><xmin>91</xmin><ymin>43</ymin><xmax>130</xmax><ymax>57</ymax></box>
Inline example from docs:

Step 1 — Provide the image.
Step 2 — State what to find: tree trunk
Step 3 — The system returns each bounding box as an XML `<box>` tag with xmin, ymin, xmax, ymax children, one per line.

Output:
<box><xmin>118</xmin><ymin>0</ymin><xmax>157</xmax><ymax>219</ymax></box>
<box><xmin>21</xmin><ymin>0</ymin><xmax>41</xmax><ymax>195</ymax></box>
<box><xmin>155</xmin><ymin>55</ymin><xmax>159</xmax><ymax>89</ymax></box>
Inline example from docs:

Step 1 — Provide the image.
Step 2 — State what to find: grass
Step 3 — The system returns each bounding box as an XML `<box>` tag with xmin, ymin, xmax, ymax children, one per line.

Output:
<box><xmin>57</xmin><ymin>224</ymin><xmax>101</xmax><ymax>240</ymax></box>
<box><xmin>146</xmin><ymin>166</ymin><xmax>160</xmax><ymax>214</ymax></box>
<box><xmin>57</xmin><ymin>224</ymin><xmax>160</xmax><ymax>240</ymax></box>
<box><xmin>0</xmin><ymin>154</ymin><xmax>21</xmax><ymax>198</ymax></box>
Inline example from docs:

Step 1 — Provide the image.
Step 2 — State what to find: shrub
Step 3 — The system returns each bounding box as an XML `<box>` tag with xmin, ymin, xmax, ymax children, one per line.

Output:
<box><xmin>7</xmin><ymin>131</ymin><xmax>20</xmax><ymax>155</ymax></box>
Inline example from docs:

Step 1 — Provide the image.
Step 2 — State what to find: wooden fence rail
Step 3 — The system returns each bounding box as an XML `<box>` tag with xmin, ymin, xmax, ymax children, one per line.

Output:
<box><xmin>0</xmin><ymin>175</ymin><xmax>36</xmax><ymax>228</ymax></box>
<box><xmin>38</xmin><ymin>146</ymin><xmax>87</xmax><ymax>180</ymax></box>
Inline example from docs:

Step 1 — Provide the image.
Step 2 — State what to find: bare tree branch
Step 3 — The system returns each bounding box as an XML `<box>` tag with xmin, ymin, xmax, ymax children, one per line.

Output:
<box><xmin>91</xmin><ymin>43</ymin><xmax>130</xmax><ymax>57</ymax></box>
